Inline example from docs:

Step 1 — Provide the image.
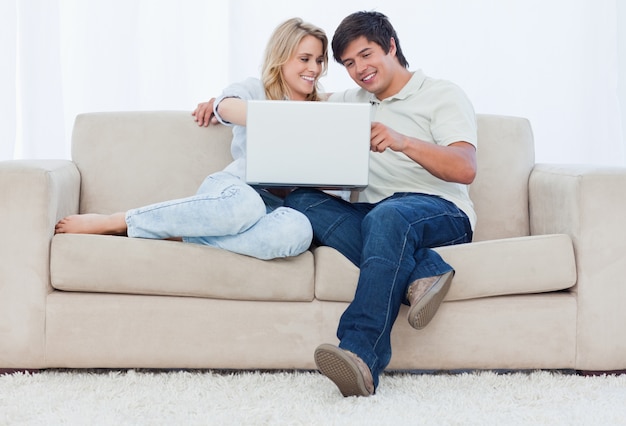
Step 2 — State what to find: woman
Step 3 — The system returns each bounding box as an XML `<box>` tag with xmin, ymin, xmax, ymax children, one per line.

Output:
<box><xmin>55</xmin><ymin>18</ymin><xmax>328</xmax><ymax>260</ymax></box>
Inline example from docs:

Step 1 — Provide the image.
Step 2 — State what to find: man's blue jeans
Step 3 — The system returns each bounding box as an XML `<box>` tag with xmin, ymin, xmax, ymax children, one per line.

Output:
<box><xmin>284</xmin><ymin>189</ymin><xmax>473</xmax><ymax>389</ymax></box>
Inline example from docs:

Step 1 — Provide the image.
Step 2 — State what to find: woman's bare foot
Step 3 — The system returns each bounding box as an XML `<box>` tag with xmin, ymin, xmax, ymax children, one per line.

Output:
<box><xmin>54</xmin><ymin>213</ymin><xmax>128</xmax><ymax>235</ymax></box>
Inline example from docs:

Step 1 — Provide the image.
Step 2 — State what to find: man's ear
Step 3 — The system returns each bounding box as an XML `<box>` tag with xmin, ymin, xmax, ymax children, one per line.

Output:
<box><xmin>389</xmin><ymin>37</ymin><xmax>397</xmax><ymax>57</ymax></box>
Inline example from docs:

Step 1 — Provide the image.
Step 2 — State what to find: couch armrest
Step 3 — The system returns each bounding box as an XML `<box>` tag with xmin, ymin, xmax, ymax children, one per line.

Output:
<box><xmin>0</xmin><ymin>159</ymin><xmax>80</xmax><ymax>368</ymax></box>
<box><xmin>529</xmin><ymin>163</ymin><xmax>626</xmax><ymax>370</ymax></box>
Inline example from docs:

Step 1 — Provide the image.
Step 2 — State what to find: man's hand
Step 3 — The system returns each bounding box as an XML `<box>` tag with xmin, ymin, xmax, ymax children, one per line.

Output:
<box><xmin>370</xmin><ymin>121</ymin><xmax>407</xmax><ymax>153</ymax></box>
<box><xmin>192</xmin><ymin>98</ymin><xmax>218</xmax><ymax>126</ymax></box>
<box><xmin>369</xmin><ymin>121</ymin><xmax>477</xmax><ymax>185</ymax></box>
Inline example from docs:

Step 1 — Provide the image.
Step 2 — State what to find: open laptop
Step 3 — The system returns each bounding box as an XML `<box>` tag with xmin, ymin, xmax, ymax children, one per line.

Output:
<box><xmin>245</xmin><ymin>100</ymin><xmax>371</xmax><ymax>189</ymax></box>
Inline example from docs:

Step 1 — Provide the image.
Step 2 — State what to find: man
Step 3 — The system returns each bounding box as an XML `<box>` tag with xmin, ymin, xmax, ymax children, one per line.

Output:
<box><xmin>283</xmin><ymin>11</ymin><xmax>477</xmax><ymax>397</ymax></box>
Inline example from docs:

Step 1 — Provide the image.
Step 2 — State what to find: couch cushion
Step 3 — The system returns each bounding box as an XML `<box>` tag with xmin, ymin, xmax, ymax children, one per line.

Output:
<box><xmin>314</xmin><ymin>234</ymin><xmax>576</xmax><ymax>302</ymax></box>
<box><xmin>51</xmin><ymin>234</ymin><xmax>314</xmax><ymax>301</ymax></box>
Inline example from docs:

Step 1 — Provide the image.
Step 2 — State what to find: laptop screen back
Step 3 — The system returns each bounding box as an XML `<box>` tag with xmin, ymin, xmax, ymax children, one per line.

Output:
<box><xmin>245</xmin><ymin>100</ymin><xmax>370</xmax><ymax>189</ymax></box>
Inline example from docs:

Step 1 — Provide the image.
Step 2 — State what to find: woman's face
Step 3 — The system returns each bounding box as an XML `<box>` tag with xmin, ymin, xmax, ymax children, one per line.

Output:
<box><xmin>281</xmin><ymin>35</ymin><xmax>324</xmax><ymax>101</ymax></box>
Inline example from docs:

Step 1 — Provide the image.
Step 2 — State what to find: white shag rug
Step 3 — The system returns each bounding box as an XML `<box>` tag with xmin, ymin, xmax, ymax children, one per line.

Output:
<box><xmin>1</xmin><ymin>369</ymin><xmax>626</xmax><ymax>425</ymax></box>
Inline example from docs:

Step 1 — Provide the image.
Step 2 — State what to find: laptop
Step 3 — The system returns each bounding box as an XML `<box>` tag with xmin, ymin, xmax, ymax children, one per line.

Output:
<box><xmin>245</xmin><ymin>100</ymin><xmax>371</xmax><ymax>189</ymax></box>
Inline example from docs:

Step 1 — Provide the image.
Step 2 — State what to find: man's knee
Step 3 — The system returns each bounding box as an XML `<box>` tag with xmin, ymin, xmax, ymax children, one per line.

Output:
<box><xmin>364</xmin><ymin>202</ymin><xmax>404</xmax><ymax>227</ymax></box>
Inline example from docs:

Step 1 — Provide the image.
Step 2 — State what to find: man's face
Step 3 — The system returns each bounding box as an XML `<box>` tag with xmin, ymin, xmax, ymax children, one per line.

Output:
<box><xmin>338</xmin><ymin>36</ymin><xmax>398</xmax><ymax>100</ymax></box>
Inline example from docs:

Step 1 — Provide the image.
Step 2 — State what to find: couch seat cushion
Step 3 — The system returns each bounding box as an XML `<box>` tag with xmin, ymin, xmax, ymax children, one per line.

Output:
<box><xmin>314</xmin><ymin>234</ymin><xmax>576</xmax><ymax>302</ymax></box>
<box><xmin>51</xmin><ymin>234</ymin><xmax>314</xmax><ymax>301</ymax></box>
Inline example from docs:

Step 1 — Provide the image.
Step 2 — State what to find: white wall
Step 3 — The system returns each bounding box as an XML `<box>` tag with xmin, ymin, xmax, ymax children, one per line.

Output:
<box><xmin>54</xmin><ymin>0</ymin><xmax>230</xmax><ymax>159</ymax></box>
<box><xmin>618</xmin><ymin>0</ymin><xmax>626</xmax><ymax>154</ymax></box>
<box><xmin>7</xmin><ymin>0</ymin><xmax>230</xmax><ymax>160</ymax></box>
<box><xmin>0</xmin><ymin>0</ymin><xmax>17</xmax><ymax>160</ymax></box>
<box><xmin>228</xmin><ymin>0</ymin><xmax>625</xmax><ymax>166</ymax></box>
<box><xmin>2</xmin><ymin>0</ymin><xmax>625</xmax><ymax>166</ymax></box>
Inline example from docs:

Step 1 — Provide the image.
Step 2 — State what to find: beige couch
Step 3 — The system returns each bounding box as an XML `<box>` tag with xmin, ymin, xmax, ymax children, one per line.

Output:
<box><xmin>1</xmin><ymin>111</ymin><xmax>625</xmax><ymax>373</ymax></box>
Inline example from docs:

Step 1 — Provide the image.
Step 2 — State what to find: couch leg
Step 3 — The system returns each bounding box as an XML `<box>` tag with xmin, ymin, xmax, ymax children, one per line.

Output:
<box><xmin>577</xmin><ymin>369</ymin><xmax>626</xmax><ymax>376</ymax></box>
<box><xmin>0</xmin><ymin>369</ymin><xmax>40</xmax><ymax>376</ymax></box>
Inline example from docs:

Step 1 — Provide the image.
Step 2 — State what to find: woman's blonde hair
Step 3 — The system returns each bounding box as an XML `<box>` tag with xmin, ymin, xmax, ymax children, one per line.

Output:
<box><xmin>261</xmin><ymin>18</ymin><xmax>328</xmax><ymax>101</ymax></box>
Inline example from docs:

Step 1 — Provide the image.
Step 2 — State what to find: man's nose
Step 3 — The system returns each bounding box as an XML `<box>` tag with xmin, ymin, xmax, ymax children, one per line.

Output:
<box><xmin>355</xmin><ymin>58</ymin><xmax>367</xmax><ymax>73</ymax></box>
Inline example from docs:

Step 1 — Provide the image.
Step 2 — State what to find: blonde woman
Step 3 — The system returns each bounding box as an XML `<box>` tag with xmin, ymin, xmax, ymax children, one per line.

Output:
<box><xmin>55</xmin><ymin>18</ymin><xmax>328</xmax><ymax>260</ymax></box>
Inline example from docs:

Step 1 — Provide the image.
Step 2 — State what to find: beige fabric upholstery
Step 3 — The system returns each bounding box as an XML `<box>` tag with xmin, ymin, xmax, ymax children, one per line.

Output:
<box><xmin>51</xmin><ymin>234</ymin><xmax>315</xmax><ymax>301</ymax></box>
<box><xmin>0</xmin><ymin>160</ymin><xmax>78</xmax><ymax>368</ymax></box>
<box><xmin>529</xmin><ymin>164</ymin><xmax>626</xmax><ymax>370</ymax></box>
<box><xmin>314</xmin><ymin>234</ymin><xmax>577</xmax><ymax>303</ymax></box>
<box><xmin>470</xmin><ymin>114</ymin><xmax>536</xmax><ymax>241</ymax></box>
<box><xmin>72</xmin><ymin>111</ymin><xmax>233</xmax><ymax>214</ymax></box>
<box><xmin>1</xmin><ymin>111</ymin><xmax>625</xmax><ymax>373</ymax></box>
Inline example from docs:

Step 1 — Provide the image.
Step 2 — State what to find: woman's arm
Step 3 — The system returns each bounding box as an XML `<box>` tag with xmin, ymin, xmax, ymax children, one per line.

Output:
<box><xmin>215</xmin><ymin>97</ymin><xmax>248</xmax><ymax>126</ymax></box>
<box><xmin>192</xmin><ymin>97</ymin><xmax>248</xmax><ymax>127</ymax></box>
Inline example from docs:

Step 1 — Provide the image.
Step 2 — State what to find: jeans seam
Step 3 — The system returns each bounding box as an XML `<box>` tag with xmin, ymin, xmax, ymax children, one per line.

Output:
<box><xmin>370</xmin><ymin>222</ymin><xmax>411</xmax><ymax>371</ymax></box>
<box><xmin>410</xmin><ymin>212</ymin><xmax>470</xmax><ymax>247</ymax></box>
<box><xmin>129</xmin><ymin>186</ymin><xmax>239</xmax><ymax>216</ymax></box>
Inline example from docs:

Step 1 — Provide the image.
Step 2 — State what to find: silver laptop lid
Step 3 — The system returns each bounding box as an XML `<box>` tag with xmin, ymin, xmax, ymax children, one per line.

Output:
<box><xmin>245</xmin><ymin>100</ymin><xmax>370</xmax><ymax>189</ymax></box>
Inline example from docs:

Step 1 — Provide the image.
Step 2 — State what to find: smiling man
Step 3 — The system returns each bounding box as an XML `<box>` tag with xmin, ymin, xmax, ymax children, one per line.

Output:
<box><xmin>284</xmin><ymin>11</ymin><xmax>478</xmax><ymax>397</ymax></box>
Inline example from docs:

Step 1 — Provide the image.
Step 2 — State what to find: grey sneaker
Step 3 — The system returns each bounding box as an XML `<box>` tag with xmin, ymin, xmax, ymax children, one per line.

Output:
<box><xmin>314</xmin><ymin>344</ymin><xmax>374</xmax><ymax>397</ymax></box>
<box><xmin>406</xmin><ymin>270</ymin><xmax>454</xmax><ymax>330</ymax></box>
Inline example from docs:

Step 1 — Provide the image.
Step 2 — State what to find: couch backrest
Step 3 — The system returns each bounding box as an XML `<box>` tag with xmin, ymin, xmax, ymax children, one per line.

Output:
<box><xmin>72</xmin><ymin>111</ymin><xmax>234</xmax><ymax>215</ymax></box>
<box><xmin>72</xmin><ymin>111</ymin><xmax>535</xmax><ymax>241</ymax></box>
<box><xmin>471</xmin><ymin>114</ymin><xmax>535</xmax><ymax>241</ymax></box>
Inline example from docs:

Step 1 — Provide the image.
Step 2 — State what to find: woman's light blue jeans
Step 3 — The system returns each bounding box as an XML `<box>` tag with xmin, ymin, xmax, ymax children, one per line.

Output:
<box><xmin>284</xmin><ymin>188</ymin><xmax>473</xmax><ymax>389</ymax></box>
<box><xmin>125</xmin><ymin>171</ymin><xmax>313</xmax><ymax>260</ymax></box>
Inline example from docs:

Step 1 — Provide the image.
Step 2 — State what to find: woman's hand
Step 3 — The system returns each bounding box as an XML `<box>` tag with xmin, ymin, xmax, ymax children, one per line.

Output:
<box><xmin>192</xmin><ymin>99</ymin><xmax>218</xmax><ymax>126</ymax></box>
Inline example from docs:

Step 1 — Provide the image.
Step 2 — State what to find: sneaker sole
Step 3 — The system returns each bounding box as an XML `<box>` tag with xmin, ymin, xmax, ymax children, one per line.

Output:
<box><xmin>407</xmin><ymin>270</ymin><xmax>454</xmax><ymax>330</ymax></box>
<box><xmin>314</xmin><ymin>344</ymin><xmax>371</xmax><ymax>397</ymax></box>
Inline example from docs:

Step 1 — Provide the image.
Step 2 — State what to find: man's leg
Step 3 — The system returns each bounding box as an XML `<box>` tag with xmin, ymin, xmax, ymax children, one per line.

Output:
<box><xmin>312</xmin><ymin>193</ymin><xmax>472</xmax><ymax>395</ymax></box>
<box><xmin>284</xmin><ymin>188</ymin><xmax>373</xmax><ymax>266</ymax></box>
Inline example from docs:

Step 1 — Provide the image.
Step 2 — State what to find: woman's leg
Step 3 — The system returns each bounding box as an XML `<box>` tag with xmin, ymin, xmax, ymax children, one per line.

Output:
<box><xmin>55</xmin><ymin>212</ymin><xmax>127</xmax><ymax>235</ymax></box>
<box><xmin>185</xmin><ymin>206</ymin><xmax>313</xmax><ymax>259</ymax></box>
<box><xmin>55</xmin><ymin>172</ymin><xmax>266</xmax><ymax>239</ymax></box>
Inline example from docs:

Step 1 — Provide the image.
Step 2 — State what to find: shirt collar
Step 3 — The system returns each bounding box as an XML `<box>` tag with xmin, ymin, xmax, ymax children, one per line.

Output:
<box><xmin>368</xmin><ymin>69</ymin><xmax>426</xmax><ymax>104</ymax></box>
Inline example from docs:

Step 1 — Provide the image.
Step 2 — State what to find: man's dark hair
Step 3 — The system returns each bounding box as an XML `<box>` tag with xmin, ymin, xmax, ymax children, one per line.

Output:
<box><xmin>331</xmin><ymin>11</ymin><xmax>409</xmax><ymax>68</ymax></box>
